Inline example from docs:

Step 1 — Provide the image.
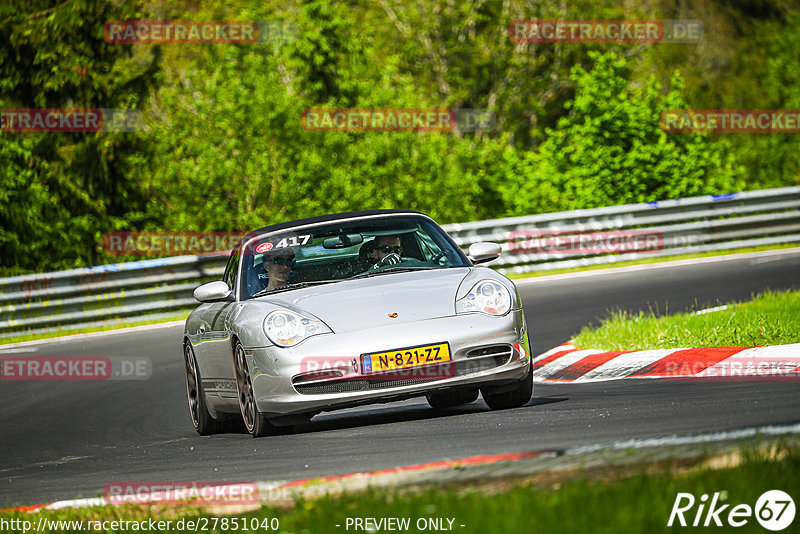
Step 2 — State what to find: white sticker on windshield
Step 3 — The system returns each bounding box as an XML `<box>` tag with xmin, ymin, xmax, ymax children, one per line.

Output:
<box><xmin>281</xmin><ymin>235</ymin><xmax>311</xmax><ymax>248</ymax></box>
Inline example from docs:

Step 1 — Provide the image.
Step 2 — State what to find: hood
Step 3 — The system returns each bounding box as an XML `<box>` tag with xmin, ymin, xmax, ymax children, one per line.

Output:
<box><xmin>262</xmin><ymin>268</ymin><xmax>471</xmax><ymax>333</ymax></box>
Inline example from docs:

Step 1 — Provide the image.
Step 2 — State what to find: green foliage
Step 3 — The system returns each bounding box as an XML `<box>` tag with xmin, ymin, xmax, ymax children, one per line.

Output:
<box><xmin>722</xmin><ymin>10</ymin><xmax>800</xmax><ymax>189</ymax></box>
<box><xmin>369</xmin><ymin>0</ymin><xmax>629</xmax><ymax>146</ymax></box>
<box><xmin>139</xmin><ymin>1</ymin><xmax>494</xmax><ymax>235</ymax></box>
<box><xmin>646</xmin><ymin>0</ymin><xmax>800</xmax><ymax>191</ymax></box>
<box><xmin>499</xmin><ymin>52</ymin><xmax>745</xmax><ymax>215</ymax></box>
<box><xmin>0</xmin><ymin>137</ymin><xmax>46</xmax><ymax>270</ymax></box>
<box><xmin>0</xmin><ymin>0</ymin><xmax>159</xmax><ymax>270</ymax></box>
<box><xmin>2</xmin><ymin>0</ymin><xmax>799</xmax><ymax>272</ymax></box>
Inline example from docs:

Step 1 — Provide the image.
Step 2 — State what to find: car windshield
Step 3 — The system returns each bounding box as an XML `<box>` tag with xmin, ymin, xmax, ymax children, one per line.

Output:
<box><xmin>240</xmin><ymin>215</ymin><xmax>469</xmax><ymax>299</ymax></box>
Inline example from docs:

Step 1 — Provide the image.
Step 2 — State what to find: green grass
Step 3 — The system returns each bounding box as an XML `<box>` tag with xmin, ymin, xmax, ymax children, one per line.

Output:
<box><xmin>0</xmin><ymin>311</ymin><xmax>191</xmax><ymax>346</ymax></box>
<box><xmin>573</xmin><ymin>289</ymin><xmax>800</xmax><ymax>351</ymax></box>
<box><xmin>2</xmin><ymin>440</ymin><xmax>798</xmax><ymax>533</ymax></box>
<box><xmin>505</xmin><ymin>243</ymin><xmax>800</xmax><ymax>279</ymax></box>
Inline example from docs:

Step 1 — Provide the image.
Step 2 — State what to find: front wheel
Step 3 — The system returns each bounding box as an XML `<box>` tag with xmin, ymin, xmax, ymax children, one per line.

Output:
<box><xmin>481</xmin><ymin>359</ymin><xmax>533</xmax><ymax>410</ymax></box>
<box><xmin>184</xmin><ymin>344</ymin><xmax>223</xmax><ymax>435</ymax></box>
<box><xmin>233</xmin><ymin>343</ymin><xmax>274</xmax><ymax>437</ymax></box>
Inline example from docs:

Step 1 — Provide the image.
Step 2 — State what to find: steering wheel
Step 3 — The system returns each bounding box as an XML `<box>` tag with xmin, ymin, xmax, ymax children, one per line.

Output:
<box><xmin>430</xmin><ymin>252</ymin><xmax>446</xmax><ymax>265</ymax></box>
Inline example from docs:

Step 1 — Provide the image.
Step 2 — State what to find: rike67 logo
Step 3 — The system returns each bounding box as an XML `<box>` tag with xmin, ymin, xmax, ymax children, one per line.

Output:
<box><xmin>668</xmin><ymin>490</ymin><xmax>795</xmax><ymax>531</ymax></box>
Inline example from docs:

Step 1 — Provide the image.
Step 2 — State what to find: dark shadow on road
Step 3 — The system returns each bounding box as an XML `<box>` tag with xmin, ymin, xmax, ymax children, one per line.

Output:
<box><xmin>248</xmin><ymin>394</ymin><xmax>571</xmax><ymax>436</ymax></box>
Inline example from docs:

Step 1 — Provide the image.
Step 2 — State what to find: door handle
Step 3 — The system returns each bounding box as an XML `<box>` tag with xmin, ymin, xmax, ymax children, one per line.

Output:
<box><xmin>198</xmin><ymin>324</ymin><xmax>206</xmax><ymax>334</ymax></box>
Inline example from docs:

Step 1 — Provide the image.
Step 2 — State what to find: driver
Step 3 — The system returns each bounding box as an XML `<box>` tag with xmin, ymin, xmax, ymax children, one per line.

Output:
<box><xmin>261</xmin><ymin>247</ymin><xmax>296</xmax><ymax>290</ymax></box>
<box><xmin>372</xmin><ymin>234</ymin><xmax>403</xmax><ymax>268</ymax></box>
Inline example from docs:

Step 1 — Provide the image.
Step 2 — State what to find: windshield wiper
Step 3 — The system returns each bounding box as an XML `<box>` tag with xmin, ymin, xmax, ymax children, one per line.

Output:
<box><xmin>251</xmin><ymin>279</ymin><xmax>340</xmax><ymax>299</ymax></box>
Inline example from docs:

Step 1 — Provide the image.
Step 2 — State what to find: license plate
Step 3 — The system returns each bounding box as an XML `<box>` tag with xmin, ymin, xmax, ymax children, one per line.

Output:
<box><xmin>361</xmin><ymin>342</ymin><xmax>451</xmax><ymax>374</ymax></box>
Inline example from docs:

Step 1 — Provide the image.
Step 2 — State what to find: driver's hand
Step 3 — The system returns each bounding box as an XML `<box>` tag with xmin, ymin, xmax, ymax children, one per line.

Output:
<box><xmin>377</xmin><ymin>253</ymin><xmax>401</xmax><ymax>267</ymax></box>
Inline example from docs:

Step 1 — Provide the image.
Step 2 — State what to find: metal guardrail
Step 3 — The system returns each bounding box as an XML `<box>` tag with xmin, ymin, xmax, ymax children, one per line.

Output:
<box><xmin>0</xmin><ymin>255</ymin><xmax>226</xmax><ymax>336</ymax></box>
<box><xmin>446</xmin><ymin>186</ymin><xmax>800</xmax><ymax>274</ymax></box>
<box><xmin>2</xmin><ymin>187</ymin><xmax>799</xmax><ymax>336</ymax></box>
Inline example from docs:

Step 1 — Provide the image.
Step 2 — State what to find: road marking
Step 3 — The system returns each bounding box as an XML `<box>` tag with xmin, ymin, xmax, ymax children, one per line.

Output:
<box><xmin>627</xmin><ymin>347</ymin><xmax>743</xmax><ymax>378</ymax></box>
<box><xmin>532</xmin><ymin>349</ymin><xmax>598</xmax><ymax>377</ymax></box>
<box><xmin>0</xmin><ymin>320</ymin><xmax>186</xmax><ymax>349</ymax></box>
<box><xmin>546</xmin><ymin>350</ymin><xmax>634</xmax><ymax>381</ymax></box>
<box><xmin>578</xmin><ymin>349</ymin><xmax>674</xmax><ymax>381</ymax></box>
<box><xmin>534</xmin><ymin>342</ymin><xmax>800</xmax><ymax>382</ymax></box>
<box><xmin>566</xmin><ymin>422</ymin><xmax>800</xmax><ymax>454</ymax></box>
<box><xmin>7</xmin><ymin>422</ymin><xmax>800</xmax><ymax>514</ymax></box>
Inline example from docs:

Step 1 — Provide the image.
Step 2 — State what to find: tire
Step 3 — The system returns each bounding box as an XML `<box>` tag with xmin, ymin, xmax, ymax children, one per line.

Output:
<box><xmin>184</xmin><ymin>343</ymin><xmax>223</xmax><ymax>435</ymax></box>
<box><xmin>481</xmin><ymin>359</ymin><xmax>533</xmax><ymax>410</ymax></box>
<box><xmin>233</xmin><ymin>342</ymin><xmax>274</xmax><ymax>438</ymax></box>
<box><xmin>426</xmin><ymin>389</ymin><xmax>479</xmax><ymax>410</ymax></box>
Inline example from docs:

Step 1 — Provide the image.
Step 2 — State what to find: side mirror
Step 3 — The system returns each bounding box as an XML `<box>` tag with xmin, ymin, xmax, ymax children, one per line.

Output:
<box><xmin>468</xmin><ymin>242</ymin><xmax>502</xmax><ymax>264</ymax></box>
<box><xmin>194</xmin><ymin>281</ymin><xmax>233</xmax><ymax>303</ymax></box>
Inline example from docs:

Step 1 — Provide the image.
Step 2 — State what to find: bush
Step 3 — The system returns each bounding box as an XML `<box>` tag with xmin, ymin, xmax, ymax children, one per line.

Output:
<box><xmin>498</xmin><ymin>52</ymin><xmax>745</xmax><ymax>216</ymax></box>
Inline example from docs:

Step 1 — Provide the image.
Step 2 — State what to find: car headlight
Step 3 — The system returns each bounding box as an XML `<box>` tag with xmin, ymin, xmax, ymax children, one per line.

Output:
<box><xmin>456</xmin><ymin>280</ymin><xmax>512</xmax><ymax>316</ymax></box>
<box><xmin>263</xmin><ymin>309</ymin><xmax>332</xmax><ymax>347</ymax></box>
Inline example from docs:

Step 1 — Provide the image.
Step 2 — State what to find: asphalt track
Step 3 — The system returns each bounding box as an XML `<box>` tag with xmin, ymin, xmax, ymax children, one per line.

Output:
<box><xmin>1</xmin><ymin>251</ymin><xmax>799</xmax><ymax>507</ymax></box>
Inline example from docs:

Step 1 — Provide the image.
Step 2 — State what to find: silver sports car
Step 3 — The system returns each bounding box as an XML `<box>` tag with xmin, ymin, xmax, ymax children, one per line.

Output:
<box><xmin>183</xmin><ymin>210</ymin><xmax>532</xmax><ymax>437</ymax></box>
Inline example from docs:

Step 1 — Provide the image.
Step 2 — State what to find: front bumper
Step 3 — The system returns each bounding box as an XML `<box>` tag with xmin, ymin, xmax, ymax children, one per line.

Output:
<box><xmin>246</xmin><ymin>309</ymin><xmax>529</xmax><ymax>417</ymax></box>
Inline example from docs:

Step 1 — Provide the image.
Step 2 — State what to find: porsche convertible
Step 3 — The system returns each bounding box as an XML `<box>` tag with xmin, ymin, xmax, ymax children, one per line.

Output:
<box><xmin>183</xmin><ymin>210</ymin><xmax>532</xmax><ymax>436</ymax></box>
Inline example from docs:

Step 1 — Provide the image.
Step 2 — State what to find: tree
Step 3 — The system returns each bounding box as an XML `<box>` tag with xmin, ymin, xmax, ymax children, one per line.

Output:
<box><xmin>0</xmin><ymin>0</ymin><xmax>160</xmax><ymax>271</ymax></box>
<box><xmin>498</xmin><ymin>51</ymin><xmax>745</xmax><ymax>215</ymax></box>
<box><xmin>138</xmin><ymin>0</ymin><xmax>492</xmax><ymax>236</ymax></box>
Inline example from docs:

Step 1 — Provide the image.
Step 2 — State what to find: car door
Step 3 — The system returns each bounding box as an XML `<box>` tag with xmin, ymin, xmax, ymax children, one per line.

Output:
<box><xmin>192</xmin><ymin>245</ymin><xmax>240</xmax><ymax>397</ymax></box>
